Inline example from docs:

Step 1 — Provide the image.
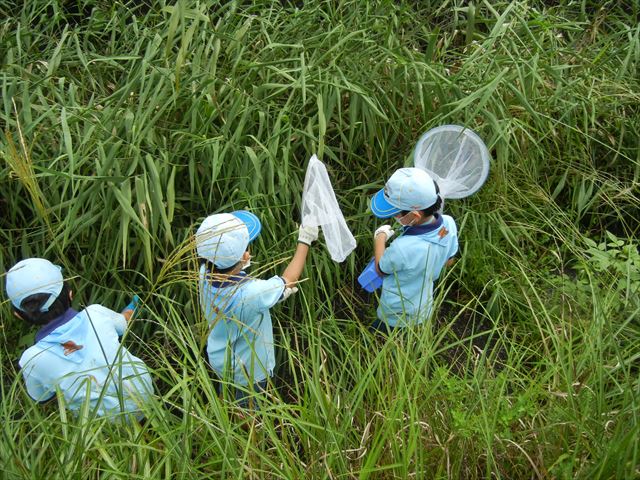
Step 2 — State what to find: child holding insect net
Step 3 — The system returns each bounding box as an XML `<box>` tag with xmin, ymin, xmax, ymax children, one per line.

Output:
<box><xmin>195</xmin><ymin>210</ymin><xmax>318</xmax><ymax>408</ymax></box>
<box><xmin>5</xmin><ymin>258</ymin><xmax>154</xmax><ymax>419</ymax></box>
<box><xmin>368</xmin><ymin>167</ymin><xmax>459</xmax><ymax>332</ymax></box>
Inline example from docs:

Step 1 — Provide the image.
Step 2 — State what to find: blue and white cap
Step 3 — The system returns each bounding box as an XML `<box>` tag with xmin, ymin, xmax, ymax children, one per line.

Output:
<box><xmin>370</xmin><ymin>167</ymin><xmax>438</xmax><ymax>218</ymax></box>
<box><xmin>196</xmin><ymin>210</ymin><xmax>262</xmax><ymax>269</ymax></box>
<box><xmin>5</xmin><ymin>258</ymin><xmax>64</xmax><ymax>312</ymax></box>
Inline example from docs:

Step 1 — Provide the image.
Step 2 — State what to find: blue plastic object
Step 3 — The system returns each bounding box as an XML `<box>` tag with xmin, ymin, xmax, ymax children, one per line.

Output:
<box><xmin>123</xmin><ymin>294</ymin><xmax>140</xmax><ymax>312</ymax></box>
<box><xmin>358</xmin><ymin>259</ymin><xmax>384</xmax><ymax>292</ymax></box>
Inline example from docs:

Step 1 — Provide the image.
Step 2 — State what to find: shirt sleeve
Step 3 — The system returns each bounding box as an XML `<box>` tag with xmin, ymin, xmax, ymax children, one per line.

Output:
<box><xmin>379</xmin><ymin>240</ymin><xmax>407</xmax><ymax>275</ymax></box>
<box><xmin>85</xmin><ymin>304</ymin><xmax>127</xmax><ymax>336</ymax></box>
<box><xmin>444</xmin><ymin>216</ymin><xmax>459</xmax><ymax>258</ymax></box>
<box><xmin>251</xmin><ymin>276</ymin><xmax>286</xmax><ymax>310</ymax></box>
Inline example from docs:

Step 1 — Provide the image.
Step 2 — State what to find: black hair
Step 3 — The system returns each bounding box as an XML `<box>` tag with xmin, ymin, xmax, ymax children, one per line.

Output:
<box><xmin>14</xmin><ymin>283</ymin><xmax>71</xmax><ymax>326</ymax></box>
<box><xmin>400</xmin><ymin>180</ymin><xmax>442</xmax><ymax>218</ymax></box>
<box><xmin>199</xmin><ymin>258</ymin><xmax>241</xmax><ymax>275</ymax></box>
<box><xmin>198</xmin><ymin>243</ymin><xmax>250</xmax><ymax>277</ymax></box>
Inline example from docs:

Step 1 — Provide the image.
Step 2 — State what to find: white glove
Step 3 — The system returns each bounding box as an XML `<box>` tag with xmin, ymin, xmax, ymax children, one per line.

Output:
<box><xmin>278</xmin><ymin>287</ymin><xmax>299</xmax><ymax>303</ymax></box>
<box><xmin>298</xmin><ymin>225</ymin><xmax>319</xmax><ymax>246</ymax></box>
<box><xmin>374</xmin><ymin>225</ymin><xmax>395</xmax><ymax>242</ymax></box>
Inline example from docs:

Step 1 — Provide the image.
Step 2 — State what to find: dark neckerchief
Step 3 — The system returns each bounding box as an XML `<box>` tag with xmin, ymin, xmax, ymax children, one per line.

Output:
<box><xmin>402</xmin><ymin>214</ymin><xmax>443</xmax><ymax>236</ymax></box>
<box><xmin>208</xmin><ymin>271</ymin><xmax>249</xmax><ymax>289</ymax></box>
<box><xmin>35</xmin><ymin>308</ymin><xmax>79</xmax><ymax>342</ymax></box>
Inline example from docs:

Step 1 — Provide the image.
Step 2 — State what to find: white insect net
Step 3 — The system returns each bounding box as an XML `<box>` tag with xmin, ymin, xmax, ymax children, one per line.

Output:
<box><xmin>413</xmin><ymin>125</ymin><xmax>490</xmax><ymax>199</ymax></box>
<box><xmin>301</xmin><ymin>155</ymin><xmax>356</xmax><ymax>262</ymax></box>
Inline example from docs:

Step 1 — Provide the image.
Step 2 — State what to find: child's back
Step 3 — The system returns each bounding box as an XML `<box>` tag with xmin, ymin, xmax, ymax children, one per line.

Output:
<box><xmin>20</xmin><ymin>304</ymin><xmax>153</xmax><ymax>415</ymax></box>
<box><xmin>377</xmin><ymin>213</ymin><xmax>458</xmax><ymax>326</ymax></box>
<box><xmin>200</xmin><ymin>270</ymin><xmax>284</xmax><ymax>385</ymax></box>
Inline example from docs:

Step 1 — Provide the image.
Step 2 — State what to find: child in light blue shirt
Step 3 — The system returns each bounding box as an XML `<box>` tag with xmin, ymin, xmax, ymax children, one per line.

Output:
<box><xmin>6</xmin><ymin>258</ymin><xmax>154</xmax><ymax>418</ymax></box>
<box><xmin>195</xmin><ymin>210</ymin><xmax>318</xmax><ymax>407</ymax></box>
<box><xmin>369</xmin><ymin>167</ymin><xmax>459</xmax><ymax>330</ymax></box>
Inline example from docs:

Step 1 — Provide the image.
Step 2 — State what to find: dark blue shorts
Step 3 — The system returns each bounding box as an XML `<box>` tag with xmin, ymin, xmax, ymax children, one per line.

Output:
<box><xmin>233</xmin><ymin>378</ymin><xmax>268</xmax><ymax>409</ymax></box>
<box><xmin>369</xmin><ymin>319</ymin><xmax>397</xmax><ymax>334</ymax></box>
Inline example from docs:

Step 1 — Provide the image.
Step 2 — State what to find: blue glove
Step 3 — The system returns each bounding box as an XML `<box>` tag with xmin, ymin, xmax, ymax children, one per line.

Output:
<box><xmin>123</xmin><ymin>295</ymin><xmax>140</xmax><ymax>313</ymax></box>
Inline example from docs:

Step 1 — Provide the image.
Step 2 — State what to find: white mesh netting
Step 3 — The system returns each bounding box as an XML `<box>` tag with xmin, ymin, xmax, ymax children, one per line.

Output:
<box><xmin>413</xmin><ymin>125</ymin><xmax>490</xmax><ymax>199</ymax></box>
<box><xmin>301</xmin><ymin>155</ymin><xmax>356</xmax><ymax>262</ymax></box>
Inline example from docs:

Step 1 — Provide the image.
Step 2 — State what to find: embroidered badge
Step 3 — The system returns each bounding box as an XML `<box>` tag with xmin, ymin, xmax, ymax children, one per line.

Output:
<box><xmin>438</xmin><ymin>226</ymin><xmax>449</xmax><ymax>239</ymax></box>
<box><xmin>61</xmin><ymin>341</ymin><xmax>84</xmax><ymax>356</ymax></box>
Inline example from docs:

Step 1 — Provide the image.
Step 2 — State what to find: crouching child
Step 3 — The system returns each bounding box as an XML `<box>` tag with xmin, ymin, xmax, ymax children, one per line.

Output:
<box><xmin>6</xmin><ymin>258</ymin><xmax>154</xmax><ymax>419</ymax></box>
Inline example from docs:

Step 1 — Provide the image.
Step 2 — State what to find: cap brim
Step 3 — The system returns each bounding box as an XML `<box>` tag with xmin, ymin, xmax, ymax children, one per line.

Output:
<box><xmin>370</xmin><ymin>189</ymin><xmax>401</xmax><ymax>218</ymax></box>
<box><xmin>231</xmin><ymin>210</ymin><xmax>262</xmax><ymax>241</ymax></box>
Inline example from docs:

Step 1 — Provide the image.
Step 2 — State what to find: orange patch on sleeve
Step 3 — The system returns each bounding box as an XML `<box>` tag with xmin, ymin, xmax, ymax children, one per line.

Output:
<box><xmin>61</xmin><ymin>341</ymin><xmax>84</xmax><ymax>356</ymax></box>
<box><xmin>438</xmin><ymin>226</ymin><xmax>449</xmax><ymax>239</ymax></box>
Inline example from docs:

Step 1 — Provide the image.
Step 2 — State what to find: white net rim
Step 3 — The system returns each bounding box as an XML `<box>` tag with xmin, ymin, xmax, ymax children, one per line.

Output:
<box><xmin>413</xmin><ymin>125</ymin><xmax>490</xmax><ymax>199</ymax></box>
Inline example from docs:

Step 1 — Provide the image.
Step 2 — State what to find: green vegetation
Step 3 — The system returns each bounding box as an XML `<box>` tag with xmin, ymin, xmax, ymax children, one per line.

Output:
<box><xmin>1</xmin><ymin>0</ymin><xmax>638</xmax><ymax>477</ymax></box>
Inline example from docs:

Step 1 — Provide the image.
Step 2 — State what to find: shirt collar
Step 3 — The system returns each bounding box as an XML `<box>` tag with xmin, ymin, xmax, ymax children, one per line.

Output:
<box><xmin>208</xmin><ymin>271</ymin><xmax>249</xmax><ymax>289</ymax></box>
<box><xmin>402</xmin><ymin>214</ymin><xmax>443</xmax><ymax>236</ymax></box>
<box><xmin>35</xmin><ymin>308</ymin><xmax>79</xmax><ymax>342</ymax></box>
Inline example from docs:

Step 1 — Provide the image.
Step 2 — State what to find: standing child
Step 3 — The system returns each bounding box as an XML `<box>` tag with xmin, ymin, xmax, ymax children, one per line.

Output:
<box><xmin>195</xmin><ymin>210</ymin><xmax>317</xmax><ymax>407</ymax></box>
<box><xmin>6</xmin><ymin>258</ymin><xmax>154</xmax><ymax>418</ymax></box>
<box><xmin>368</xmin><ymin>167</ymin><xmax>459</xmax><ymax>332</ymax></box>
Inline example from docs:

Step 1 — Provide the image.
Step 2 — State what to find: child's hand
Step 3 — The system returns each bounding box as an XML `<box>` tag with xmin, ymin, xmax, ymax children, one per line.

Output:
<box><xmin>374</xmin><ymin>225</ymin><xmax>395</xmax><ymax>242</ymax></box>
<box><xmin>298</xmin><ymin>225</ymin><xmax>319</xmax><ymax>246</ymax></box>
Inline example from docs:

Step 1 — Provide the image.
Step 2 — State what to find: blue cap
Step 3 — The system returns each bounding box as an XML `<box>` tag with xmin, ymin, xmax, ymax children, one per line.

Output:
<box><xmin>196</xmin><ymin>210</ymin><xmax>262</xmax><ymax>268</ymax></box>
<box><xmin>5</xmin><ymin>258</ymin><xmax>64</xmax><ymax>312</ymax></box>
<box><xmin>230</xmin><ymin>210</ymin><xmax>261</xmax><ymax>241</ymax></box>
<box><xmin>370</xmin><ymin>167</ymin><xmax>438</xmax><ymax>218</ymax></box>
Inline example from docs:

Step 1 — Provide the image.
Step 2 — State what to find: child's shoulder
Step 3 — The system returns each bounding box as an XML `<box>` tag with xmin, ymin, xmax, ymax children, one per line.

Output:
<box><xmin>441</xmin><ymin>214</ymin><xmax>458</xmax><ymax>232</ymax></box>
<box><xmin>80</xmin><ymin>303</ymin><xmax>116</xmax><ymax>315</ymax></box>
<box><xmin>19</xmin><ymin>343</ymin><xmax>44</xmax><ymax>368</ymax></box>
<box><xmin>19</xmin><ymin>339</ymin><xmax>61</xmax><ymax>369</ymax></box>
<box><xmin>238</xmin><ymin>275</ymin><xmax>285</xmax><ymax>309</ymax></box>
<box><xmin>82</xmin><ymin>304</ymin><xmax>126</xmax><ymax>330</ymax></box>
<box><xmin>82</xmin><ymin>304</ymin><xmax>119</xmax><ymax>316</ymax></box>
<box><xmin>441</xmin><ymin>213</ymin><xmax>457</xmax><ymax>224</ymax></box>
<box><xmin>241</xmin><ymin>275</ymin><xmax>285</xmax><ymax>294</ymax></box>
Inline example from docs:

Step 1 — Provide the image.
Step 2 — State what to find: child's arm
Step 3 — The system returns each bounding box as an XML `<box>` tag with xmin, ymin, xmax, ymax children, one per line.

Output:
<box><xmin>373</xmin><ymin>225</ymin><xmax>395</xmax><ymax>275</ymax></box>
<box><xmin>281</xmin><ymin>226</ymin><xmax>318</xmax><ymax>287</ymax></box>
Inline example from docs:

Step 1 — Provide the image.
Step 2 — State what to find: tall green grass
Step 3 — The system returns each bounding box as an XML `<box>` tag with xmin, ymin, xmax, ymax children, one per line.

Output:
<box><xmin>1</xmin><ymin>1</ymin><xmax>639</xmax><ymax>478</ymax></box>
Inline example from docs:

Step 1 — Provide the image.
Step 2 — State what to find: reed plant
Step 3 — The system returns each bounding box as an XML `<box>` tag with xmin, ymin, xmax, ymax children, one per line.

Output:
<box><xmin>1</xmin><ymin>1</ymin><xmax>638</xmax><ymax>478</ymax></box>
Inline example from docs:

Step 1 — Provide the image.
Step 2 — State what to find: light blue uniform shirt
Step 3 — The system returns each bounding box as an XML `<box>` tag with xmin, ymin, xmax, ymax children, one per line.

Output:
<box><xmin>19</xmin><ymin>305</ymin><xmax>154</xmax><ymax>417</ymax></box>
<box><xmin>199</xmin><ymin>267</ymin><xmax>285</xmax><ymax>385</ymax></box>
<box><xmin>378</xmin><ymin>214</ymin><xmax>459</xmax><ymax>327</ymax></box>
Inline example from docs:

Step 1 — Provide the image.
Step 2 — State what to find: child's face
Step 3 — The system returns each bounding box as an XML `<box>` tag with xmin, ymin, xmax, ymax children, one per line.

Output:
<box><xmin>241</xmin><ymin>250</ymin><xmax>251</xmax><ymax>269</ymax></box>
